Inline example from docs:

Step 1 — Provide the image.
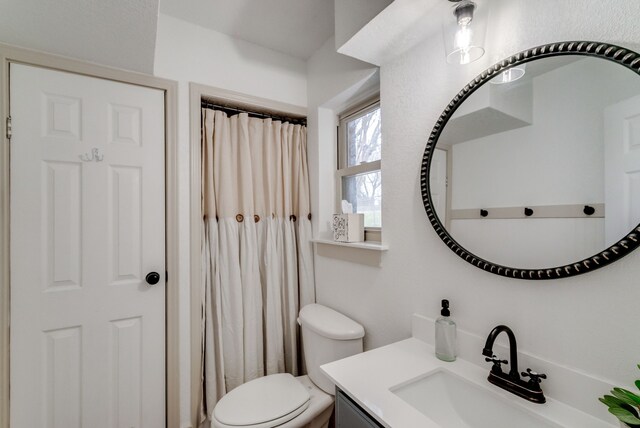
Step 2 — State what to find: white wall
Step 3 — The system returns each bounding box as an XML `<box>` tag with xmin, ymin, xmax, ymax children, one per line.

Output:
<box><xmin>152</xmin><ymin>13</ymin><xmax>307</xmax><ymax>427</ymax></box>
<box><xmin>306</xmin><ymin>36</ymin><xmax>379</xmax><ymax>238</ymax></box>
<box><xmin>313</xmin><ymin>0</ymin><xmax>640</xmax><ymax>422</ymax></box>
<box><xmin>0</xmin><ymin>0</ymin><xmax>159</xmax><ymax>73</ymax></box>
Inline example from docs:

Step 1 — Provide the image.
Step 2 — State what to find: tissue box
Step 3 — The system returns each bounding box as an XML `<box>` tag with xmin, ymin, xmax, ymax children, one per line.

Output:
<box><xmin>332</xmin><ymin>214</ymin><xmax>364</xmax><ymax>242</ymax></box>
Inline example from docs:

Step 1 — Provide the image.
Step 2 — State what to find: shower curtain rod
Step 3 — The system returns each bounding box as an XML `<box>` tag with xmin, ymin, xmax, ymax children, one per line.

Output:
<box><xmin>201</xmin><ymin>100</ymin><xmax>307</xmax><ymax>126</ymax></box>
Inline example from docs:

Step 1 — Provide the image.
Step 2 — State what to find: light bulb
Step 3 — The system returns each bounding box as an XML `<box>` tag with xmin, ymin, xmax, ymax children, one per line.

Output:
<box><xmin>454</xmin><ymin>26</ymin><xmax>472</xmax><ymax>64</ymax></box>
<box><xmin>454</xmin><ymin>26</ymin><xmax>472</xmax><ymax>51</ymax></box>
<box><xmin>447</xmin><ymin>25</ymin><xmax>484</xmax><ymax>64</ymax></box>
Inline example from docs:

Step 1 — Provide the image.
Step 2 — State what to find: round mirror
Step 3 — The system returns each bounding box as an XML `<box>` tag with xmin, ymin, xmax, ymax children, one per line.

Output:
<box><xmin>422</xmin><ymin>42</ymin><xmax>640</xmax><ymax>279</ymax></box>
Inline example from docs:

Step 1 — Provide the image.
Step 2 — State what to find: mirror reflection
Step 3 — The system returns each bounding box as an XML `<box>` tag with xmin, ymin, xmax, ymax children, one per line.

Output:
<box><xmin>430</xmin><ymin>55</ymin><xmax>640</xmax><ymax>269</ymax></box>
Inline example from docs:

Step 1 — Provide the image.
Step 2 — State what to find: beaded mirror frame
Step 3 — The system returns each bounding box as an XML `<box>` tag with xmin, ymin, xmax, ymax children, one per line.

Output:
<box><xmin>421</xmin><ymin>41</ymin><xmax>640</xmax><ymax>280</ymax></box>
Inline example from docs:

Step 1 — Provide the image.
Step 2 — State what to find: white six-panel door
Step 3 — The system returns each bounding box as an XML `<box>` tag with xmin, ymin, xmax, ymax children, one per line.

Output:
<box><xmin>10</xmin><ymin>63</ymin><xmax>165</xmax><ymax>428</ymax></box>
<box><xmin>605</xmin><ymin>94</ymin><xmax>640</xmax><ymax>247</ymax></box>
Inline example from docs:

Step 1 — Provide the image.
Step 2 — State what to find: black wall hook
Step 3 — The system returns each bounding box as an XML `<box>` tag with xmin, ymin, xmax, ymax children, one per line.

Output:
<box><xmin>480</xmin><ymin>209</ymin><xmax>488</xmax><ymax>217</ymax></box>
<box><xmin>583</xmin><ymin>205</ymin><xmax>595</xmax><ymax>216</ymax></box>
<box><xmin>524</xmin><ymin>207</ymin><xmax>534</xmax><ymax>217</ymax></box>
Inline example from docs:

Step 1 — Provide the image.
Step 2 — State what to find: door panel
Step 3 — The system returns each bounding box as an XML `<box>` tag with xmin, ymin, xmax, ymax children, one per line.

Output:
<box><xmin>10</xmin><ymin>63</ymin><xmax>165</xmax><ymax>428</ymax></box>
<box><xmin>44</xmin><ymin>161</ymin><xmax>82</xmax><ymax>290</ymax></box>
<box><xmin>43</xmin><ymin>325</ymin><xmax>82</xmax><ymax>428</ymax></box>
<box><xmin>109</xmin><ymin>165</ymin><xmax>142</xmax><ymax>285</ymax></box>
<box><xmin>43</xmin><ymin>94</ymin><xmax>82</xmax><ymax>141</ymax></box>
<box><xmin>109</xmin><ymin>316</ymin><xmax>143</xmax><ymax>428</ymax></box>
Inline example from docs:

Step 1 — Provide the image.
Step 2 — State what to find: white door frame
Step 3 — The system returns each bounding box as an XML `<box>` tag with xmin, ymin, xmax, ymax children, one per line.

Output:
<box><xmin>0</xmin><ymin>43</ymin><xmax>180</xmax><ymax>428</ymax></box>
<box><xmin>188</xmin><ymin>82</ymin><xmax>306</xmax><ymax>426</ymax></box>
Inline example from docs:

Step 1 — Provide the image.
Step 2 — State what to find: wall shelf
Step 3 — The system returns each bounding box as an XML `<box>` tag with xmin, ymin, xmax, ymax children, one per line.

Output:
<box><xmin>311</xmin><ymin>238</ymin><xmax>388</xmax><ymax>251</ymax></box>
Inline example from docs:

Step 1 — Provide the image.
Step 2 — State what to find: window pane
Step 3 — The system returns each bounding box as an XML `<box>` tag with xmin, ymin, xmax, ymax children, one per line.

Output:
<box><xmin>346</xmin><ymin>107</ymin><xmax>381</xmax><ymax>167</ymax></box>
<box><xmin>342</xmin><ymin>170</ymin><xmax>382</xmax><ymax>228</ymax></box>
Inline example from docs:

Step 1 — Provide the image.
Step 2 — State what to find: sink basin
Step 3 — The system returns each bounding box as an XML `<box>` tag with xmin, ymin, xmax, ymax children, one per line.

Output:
<box><xmin>390</xmin><ymin>369</ymin><xmax>562</xmax><ymax>428</ymax></box>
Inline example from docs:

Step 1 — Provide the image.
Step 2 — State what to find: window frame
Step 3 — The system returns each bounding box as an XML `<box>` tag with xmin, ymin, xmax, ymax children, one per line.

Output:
<box><xmin>337</xmin><ymin>96</ymin><xmax>382</xmax><ymax>240</ymax></box>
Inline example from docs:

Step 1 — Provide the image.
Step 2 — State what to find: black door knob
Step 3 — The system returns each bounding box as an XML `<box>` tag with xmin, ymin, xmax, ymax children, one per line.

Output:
<box><xmin>146</xmin><ymin>272</ymin><xmax>160</xmax><ymax>285</ymax></box>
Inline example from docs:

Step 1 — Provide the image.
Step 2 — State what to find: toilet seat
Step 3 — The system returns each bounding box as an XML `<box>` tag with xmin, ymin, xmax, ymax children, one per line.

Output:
<box><xmin>213</xmin><ymin>373</ymin><xmax>311</xmax><ymax>428</ymax></box>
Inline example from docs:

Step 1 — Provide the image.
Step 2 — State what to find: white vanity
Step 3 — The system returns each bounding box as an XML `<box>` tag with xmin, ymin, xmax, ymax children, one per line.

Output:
<box><xmin>321</xmin><ymin>320</ymin><xmax>616</xmax><ymax>428</ymax></box>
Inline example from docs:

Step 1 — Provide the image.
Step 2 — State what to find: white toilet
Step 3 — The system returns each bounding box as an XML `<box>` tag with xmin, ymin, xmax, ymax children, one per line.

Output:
<box><xmin>212</xmin><ymin>304</ymin><xmax>364</xmax><ymax>428</ymax></box>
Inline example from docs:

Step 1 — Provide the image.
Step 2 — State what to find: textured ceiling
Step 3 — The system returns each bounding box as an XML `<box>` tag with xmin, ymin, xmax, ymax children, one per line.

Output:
<box><xmin>0</xmin><ymin>0</ymin><xmax>159</xmax><ymax>73</ymax></box>
<box><xmin>0</xmin><ymin>0</ymin><xmax>335</xmax><ymax>72</ymax></box>
<box><xmin>159</xmin><ymin>0</ymin><xmax>335</xmax><ymax>59</ymax></box>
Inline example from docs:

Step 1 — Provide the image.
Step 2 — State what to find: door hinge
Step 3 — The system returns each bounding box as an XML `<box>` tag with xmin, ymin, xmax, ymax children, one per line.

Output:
<box><xmin>6</xmin><ymin>116</ymin><xmax>11</xmax><ymax>140</ymax></box>
<box><xmin>165</xmin><ymin>270</ymin><xmax>168</xmax><ymax>282</ymax></box>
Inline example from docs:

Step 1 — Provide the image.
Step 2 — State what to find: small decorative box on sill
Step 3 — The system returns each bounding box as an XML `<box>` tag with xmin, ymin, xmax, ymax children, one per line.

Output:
<box><xmin>332</xmin><ymin>213</ymin><xmax>364</xmax><ymax>242</ymax></box>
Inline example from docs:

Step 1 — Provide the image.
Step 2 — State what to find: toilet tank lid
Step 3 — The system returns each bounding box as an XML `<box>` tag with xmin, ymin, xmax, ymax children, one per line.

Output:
<box><xmin>298</xmin><ymin>304</ymin><xmax>364</xmax><ymax>340</ymax></box>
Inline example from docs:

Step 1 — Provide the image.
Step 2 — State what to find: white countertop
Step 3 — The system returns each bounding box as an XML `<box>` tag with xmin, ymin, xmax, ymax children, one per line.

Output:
<box><xmin>321</xmin><ymin>338</ymin><xmax>614</xmax><ymax>428</ymax></box>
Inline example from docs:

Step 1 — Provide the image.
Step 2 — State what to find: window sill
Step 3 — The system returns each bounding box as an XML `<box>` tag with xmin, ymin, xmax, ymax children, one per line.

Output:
<box><xmin>311</xmin><ymin>238</ymin><xmax>388</xmax><ymax>251</ymax></box>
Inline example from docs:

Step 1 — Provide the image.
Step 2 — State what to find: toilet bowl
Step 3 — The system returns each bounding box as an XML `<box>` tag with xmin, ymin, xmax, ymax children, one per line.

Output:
<box><xmin>211</xmin><ymin>304</ymin><xmax>364</xmax><ymax>428</ymax></box>
<box><xmin>212</xmin><ymin>374</ymin><xmax>333</xmax><ymax>428</ymax></box>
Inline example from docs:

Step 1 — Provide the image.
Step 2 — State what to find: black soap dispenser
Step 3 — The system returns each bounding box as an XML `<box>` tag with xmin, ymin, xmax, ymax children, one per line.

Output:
<box><xmin>435</xmin><ymin>299</ymin><xmax>457</xmax><ymax>362</ymax></box>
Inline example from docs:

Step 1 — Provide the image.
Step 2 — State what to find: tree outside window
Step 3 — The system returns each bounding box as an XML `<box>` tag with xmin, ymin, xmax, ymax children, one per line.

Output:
<box><xmin>339</xmin><ymin>103</ymin><xmax>382</xmax><ymax>228</ymax></box>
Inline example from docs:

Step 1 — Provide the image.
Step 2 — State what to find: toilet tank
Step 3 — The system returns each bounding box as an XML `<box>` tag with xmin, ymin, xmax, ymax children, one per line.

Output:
<box><xmin>298</xmin><ymin>304</ymin><xmax>364</xmax><ymax>395</ymax></box>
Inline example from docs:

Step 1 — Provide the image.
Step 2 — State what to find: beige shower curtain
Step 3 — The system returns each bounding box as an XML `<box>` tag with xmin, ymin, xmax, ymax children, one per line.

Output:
<box><xmin>200</xmin><ymin>108</ymin><xmax>315</xmax><ymax>423</ymax></box>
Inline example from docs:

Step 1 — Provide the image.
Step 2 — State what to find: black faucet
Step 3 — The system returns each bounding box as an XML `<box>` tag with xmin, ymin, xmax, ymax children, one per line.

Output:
<box><xmin>482</xmin><ymin>325</ymin><xmax>547</xmax><ymax>404</ymax></box>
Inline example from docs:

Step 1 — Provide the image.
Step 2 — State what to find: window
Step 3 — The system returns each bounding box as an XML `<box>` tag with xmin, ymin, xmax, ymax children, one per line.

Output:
<box><xmin>338</xmin><ymin>98</ymin><xmax>382</xmax><ymax>236</ymax></box>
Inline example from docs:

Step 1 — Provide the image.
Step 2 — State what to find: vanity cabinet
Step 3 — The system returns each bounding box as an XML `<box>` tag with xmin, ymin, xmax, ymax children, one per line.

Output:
<box><xmin>336</xmin><ymin>388</ymin><xmax>384</xmax><ymax>428</ymax></box>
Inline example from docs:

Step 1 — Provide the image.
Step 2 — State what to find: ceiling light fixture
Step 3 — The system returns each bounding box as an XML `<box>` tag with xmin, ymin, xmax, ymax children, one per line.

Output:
<box><xmin>443</xmin><ymin>0</ymin><xmax>486</xmax><ymax>65</ymax></box>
